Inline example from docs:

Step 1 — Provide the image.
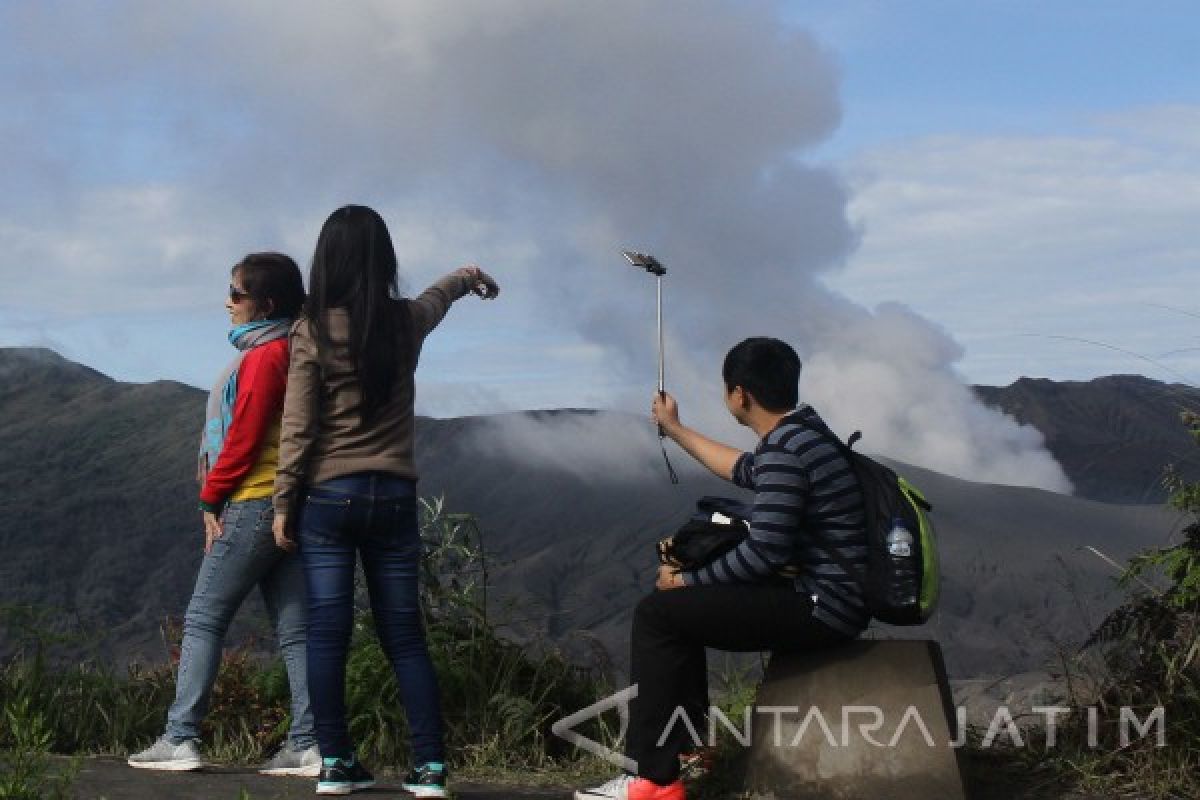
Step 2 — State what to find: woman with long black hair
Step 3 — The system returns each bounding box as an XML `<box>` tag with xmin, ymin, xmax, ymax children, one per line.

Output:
<box><xmin>272</xmin><ymin>205</ymin><xmax>498</xmax><ymax>797</ymax></box>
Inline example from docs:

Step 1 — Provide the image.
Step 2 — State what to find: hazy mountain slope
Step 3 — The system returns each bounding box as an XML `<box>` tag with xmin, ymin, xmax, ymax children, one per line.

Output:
<box><xmin>0</xmin><ymin>348</ymin><xmax>1191</xmax><ymax>681</ymax></box>
<box><xmin>413</xmin><ymin>412</ymin><xmax>1181</xmax><ymax>678</ymax></box>
<box><xmin>0</xmin><ymin>349</ymin><xmax>211</xmax><ymax>660</ymax></box>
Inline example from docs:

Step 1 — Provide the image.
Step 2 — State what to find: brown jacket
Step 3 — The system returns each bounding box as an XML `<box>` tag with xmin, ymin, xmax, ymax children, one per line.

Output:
<box><xmin>272</xmin><ymin>272</ymin><xmax>473</xmax><ymax>516</ymax></box>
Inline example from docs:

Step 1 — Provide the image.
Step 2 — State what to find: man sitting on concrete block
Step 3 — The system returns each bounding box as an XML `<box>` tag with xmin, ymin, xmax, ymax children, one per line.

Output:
<box><xmin>576</xmin><ymin>337</ymin><xmax>868</xmax><ymax>800</ymax></box>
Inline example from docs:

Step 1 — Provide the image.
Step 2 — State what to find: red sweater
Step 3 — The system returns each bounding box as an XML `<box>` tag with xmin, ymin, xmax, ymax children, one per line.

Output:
<box><xmin>200</xmin><ymin>338</ymin><xmax>289</xmax><ymax>507</ymax></box>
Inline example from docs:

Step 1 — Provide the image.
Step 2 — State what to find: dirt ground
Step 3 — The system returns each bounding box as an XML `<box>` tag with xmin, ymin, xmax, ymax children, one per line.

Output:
<box><xmin>54</xmin><ymin>754</ymin><xmax>1127</xmax><ymax>799</ymax></box>
<box><xmin>63</xmin><ymin>756</ymin><xmax>572</xmax><ymax>800</ymax></box>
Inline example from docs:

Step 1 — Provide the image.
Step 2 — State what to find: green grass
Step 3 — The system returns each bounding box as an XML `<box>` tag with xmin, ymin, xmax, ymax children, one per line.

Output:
<box><xmin>0</xmin><ymin>694</ymin><xmax>79</xmax><ymax>799</ymax></box>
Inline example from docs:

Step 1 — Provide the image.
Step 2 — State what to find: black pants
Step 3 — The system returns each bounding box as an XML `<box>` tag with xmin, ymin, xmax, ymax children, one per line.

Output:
<box><xmin>625</xmin><ymin>583</ymin><xmax>853</xmax><ymax>785</ymax></box>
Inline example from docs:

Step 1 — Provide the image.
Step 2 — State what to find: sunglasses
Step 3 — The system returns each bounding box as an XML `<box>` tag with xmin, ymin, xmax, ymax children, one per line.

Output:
<box><xmin>229</xmin><ymin>285</ymin><xmax>250</xmax><ymax>303</ymax></box>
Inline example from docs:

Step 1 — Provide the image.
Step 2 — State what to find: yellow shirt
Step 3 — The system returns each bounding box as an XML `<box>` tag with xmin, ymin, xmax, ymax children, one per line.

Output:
<box><xmin>230</xmin><ymin>419</ymin><xmax>281</xmax><ymax>502</ymax></box>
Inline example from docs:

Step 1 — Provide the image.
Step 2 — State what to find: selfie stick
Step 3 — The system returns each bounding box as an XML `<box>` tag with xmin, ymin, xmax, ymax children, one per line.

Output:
<box><xmin>622</xmin><ymin>250</ymin><xmax>678</xmax><ymax>483</ymax></box>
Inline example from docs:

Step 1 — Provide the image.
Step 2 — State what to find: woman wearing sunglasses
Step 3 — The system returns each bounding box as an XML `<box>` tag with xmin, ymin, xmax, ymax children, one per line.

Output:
<box><xmin>271</xmin><ymin>205</ymin><xmax>498</xmax><ymax>797</ymax></box>
<box><xmin>128</xmin><ymin>253</ymin><xmax>320</xmax><ymax>777</ymax></box>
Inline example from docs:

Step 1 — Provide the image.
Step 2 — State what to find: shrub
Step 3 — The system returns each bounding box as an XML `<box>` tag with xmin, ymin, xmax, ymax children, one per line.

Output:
<box><xmin>980</xmin><ymin>411</ymin><xmax>1200</xmax><ymax>798</ymax></box>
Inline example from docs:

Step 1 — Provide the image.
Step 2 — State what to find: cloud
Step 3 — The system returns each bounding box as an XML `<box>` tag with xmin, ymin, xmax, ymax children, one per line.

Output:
<box><xmin>0</xmin><ymin>1</ymin><xmax>1075</xmax><ymax>490</ymax></box>
<box><xmin>472</xmin><ymin>410</ymin><xmax>677</xmax><ymax>486</ymax></box>
<box><xmin>1</xmin><ymin>0</ymin><xmax>846</xmax><ymax>302</ymax></box>
<box><xmin>826</xmin><ymin>107</ymin><xmax>1200</xmax><ymax>386</ymax></box>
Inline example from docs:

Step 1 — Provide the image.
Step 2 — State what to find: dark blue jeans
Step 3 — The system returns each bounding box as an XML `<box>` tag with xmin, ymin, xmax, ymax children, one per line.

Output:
<box><xmin>296</xmin><ymin>472</ymin><xmax>445</xmax><ymax>764</ymax></box>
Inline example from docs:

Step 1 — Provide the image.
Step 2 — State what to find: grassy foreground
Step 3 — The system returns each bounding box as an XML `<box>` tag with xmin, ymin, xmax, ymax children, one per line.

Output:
<box><xmin>0</xmin><ymin>498</ymin><xmax>619</xmax><ymax>797</ymax></box>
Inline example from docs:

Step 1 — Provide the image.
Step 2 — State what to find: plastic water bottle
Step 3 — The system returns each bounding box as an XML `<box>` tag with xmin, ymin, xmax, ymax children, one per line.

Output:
<box><xmin>886</xmin><ymin>517</ymin><xmax>918</xmax><ymax>606</ymax></box>
<box><xmin>886</xmin><ymin>519</ymin><xmax>913</xmax><ymax>557</ymax></box>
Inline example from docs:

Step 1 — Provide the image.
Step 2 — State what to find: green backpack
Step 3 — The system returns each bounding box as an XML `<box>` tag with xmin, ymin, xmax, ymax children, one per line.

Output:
<box><xmin>800</xmin><ymin>418</ymin><xmax>940</xmax><ymax>625</ymax></box>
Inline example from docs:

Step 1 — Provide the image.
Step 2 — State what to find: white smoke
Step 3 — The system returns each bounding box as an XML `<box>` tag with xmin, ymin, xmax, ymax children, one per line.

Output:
<box><xmin>0</xmin><ymin>0</ymin><xmax>1070</xmax><ymax>491</ymax></box>
<box><xmin>798</xmin><ymin>304</ymin><xmax>1070</xmax><ymax>490</ymax></box>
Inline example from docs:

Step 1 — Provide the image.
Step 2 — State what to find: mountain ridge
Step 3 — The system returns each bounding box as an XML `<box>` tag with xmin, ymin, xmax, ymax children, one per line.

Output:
<box><xmin>975</xmin><ymin>373</ymin><xmax>1200</xmax><ymax>503</ymax></box>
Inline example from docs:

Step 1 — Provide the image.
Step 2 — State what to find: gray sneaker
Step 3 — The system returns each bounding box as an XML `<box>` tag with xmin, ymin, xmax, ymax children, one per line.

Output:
<box><xmin>259</xmin><ymin>743</ymin><xmax>322</xmax><ymax>777</ymax></box>
<box><xmin>127</xmin><ymin>736</ymin><xmax>205</xmax><ymax>771</ymax></box>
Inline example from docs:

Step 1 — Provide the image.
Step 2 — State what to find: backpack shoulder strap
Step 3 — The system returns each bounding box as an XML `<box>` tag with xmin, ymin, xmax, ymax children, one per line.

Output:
<box><xmin>784</xmin><ymin>411</ymin><xmax>870</xmax><ymax>588</ymax></box>
<box><xmin>790</xmin><ymin>408</ymin><xmax>861</xmax><ymax>455</ymax></box>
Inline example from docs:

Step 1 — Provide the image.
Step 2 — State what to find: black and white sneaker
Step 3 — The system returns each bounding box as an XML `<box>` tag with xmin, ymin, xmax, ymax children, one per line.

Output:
<box><xmin>678</xmin><ymin>746</ymin><xmax>716</xmax><ymax>779</ymax></box>
<box><xmin>575</xmin><ymin>774</ymin><xmax>635</xmax><ymax>799</ymax></box>
<box><xmin>315</xmin><ymin>756</ymin><xmax>375</xmax><ymax>795</ymax></box>
<box><xmin>401</xmin><ymin>761</ymin><xmax>448</xmax><ymax>798</ymax></box>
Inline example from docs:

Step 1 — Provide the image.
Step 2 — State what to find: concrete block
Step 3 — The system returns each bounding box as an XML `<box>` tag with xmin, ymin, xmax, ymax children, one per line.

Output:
<box><xmin>744</xmin><ymin>639</ymin><xmax>967</xmax><ymax>800</ymax></box>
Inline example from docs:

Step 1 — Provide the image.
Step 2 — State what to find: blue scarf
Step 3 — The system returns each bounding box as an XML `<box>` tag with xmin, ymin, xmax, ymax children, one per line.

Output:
<box><xmin>198</xmin><ymin>318</ymin><xmax>292</xmax><ymax>480</ymax></box>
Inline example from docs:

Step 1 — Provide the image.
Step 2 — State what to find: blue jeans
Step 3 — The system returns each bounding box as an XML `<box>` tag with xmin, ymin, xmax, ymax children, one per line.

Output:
<box><xmin>297</xmin><ymin>472</ymin><xmax>445</xmax><ymax>763</ymax></box>
<box><xmin>166</xmin><ymin>497</ymin><xmax>315</xmax><ymax>749</ymax></box>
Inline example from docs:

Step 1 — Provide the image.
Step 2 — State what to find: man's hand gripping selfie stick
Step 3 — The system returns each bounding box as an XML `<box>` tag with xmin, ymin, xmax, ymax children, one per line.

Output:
<box><xmin>622</xmin><ymin>250</ymin><xmax>679</xmax><ymax>484</ymax></box>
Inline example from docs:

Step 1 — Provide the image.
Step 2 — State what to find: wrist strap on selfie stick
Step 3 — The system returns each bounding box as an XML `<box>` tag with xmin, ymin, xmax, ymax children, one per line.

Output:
<box><xmin>658</xmin><ymin>393</ymin><xmax>679</xmax><ymax>484</ymax></box>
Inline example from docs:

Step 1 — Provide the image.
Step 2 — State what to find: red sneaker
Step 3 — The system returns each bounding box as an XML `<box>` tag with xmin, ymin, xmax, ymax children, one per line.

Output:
<box><xmin>575</xmin><ymin>775</ymin><xmax>686</xmax><ymax>800</ymax></box>
<box><xmin>627</xmin><ymin>777</ymin><xmax>686</xmax><ymax>800</ymax></box>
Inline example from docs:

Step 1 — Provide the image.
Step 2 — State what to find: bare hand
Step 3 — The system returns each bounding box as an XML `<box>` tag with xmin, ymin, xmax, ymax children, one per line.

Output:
<box><xmin>651</xmin><ymin>391</ymin><xmax>681</xmax><ymax>437</ymax></box>
<box><xmin>273</xmin><ymin>513</ymin><xmax>296</xmax><ymax>553</ymax></box>
<box><xmin>203</xmin><ymin>511</ymin><xmax>223</xmax><ymax>554</ymax></box>
<box><xmin>457</xmin><ymin>265</ymin><xmax>500</xmax><ymax>300</ymax></box>
<box><xmin>656</xmin><ymin>564</ymin><xmax>685</xmax><ymax>591</ymax></box>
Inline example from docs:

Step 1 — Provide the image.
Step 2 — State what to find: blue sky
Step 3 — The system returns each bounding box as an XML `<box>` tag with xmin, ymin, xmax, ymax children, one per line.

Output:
<box><xmin>794</xmin><ymin>1</ymin><xmax>1200</xmax><ymax>147</ymax></box>
<box><xmin>0</xmin><ymin>2</ymin><xmax>1197</xmax><ymax>488</ymax></box>
<box><xmin>795</xmin><ymin>1</ymin><xmax>1200</xmax><ymax>388</ymax></box>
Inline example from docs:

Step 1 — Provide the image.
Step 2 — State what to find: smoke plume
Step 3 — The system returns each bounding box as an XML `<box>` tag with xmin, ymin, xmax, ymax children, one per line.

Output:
<box><xmin>1</xmin><ymin>0</ymin><xmax>1070</xmax><ymax>490</ymax></box>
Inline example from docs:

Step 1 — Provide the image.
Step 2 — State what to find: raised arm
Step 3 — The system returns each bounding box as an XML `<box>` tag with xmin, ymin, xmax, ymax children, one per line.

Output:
<box><xmin>409</xmin><ymin>265</ymin><xmax>500</xmax><ymax>339</ymax></box>
<box><xmin>651</xmin><ymin>392</ymin><xmax>744</xmax><ymax>481</ymax></box>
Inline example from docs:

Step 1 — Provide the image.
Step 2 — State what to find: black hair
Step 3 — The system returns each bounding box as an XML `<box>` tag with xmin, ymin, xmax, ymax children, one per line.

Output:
<box><xmin>306</xmin><ymin>204</ymin><xmax>412</xmax><ymax>423</ymax></box>
<box><xmin>233</xmin><ymin>252</ymin><xmax>305</xmax><ymax>320</ymax></box>
<box><xmin>722</xmin><ymin>337</ymin><xmax>801</xmax><ymax>412</ymax></box>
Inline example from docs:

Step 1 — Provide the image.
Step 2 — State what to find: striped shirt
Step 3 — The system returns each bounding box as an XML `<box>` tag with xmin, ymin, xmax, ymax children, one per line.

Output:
<box><xmin>680</xmin><ymin>406</ymin><xmax>870</xmax><ymax>637</ymax></box>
